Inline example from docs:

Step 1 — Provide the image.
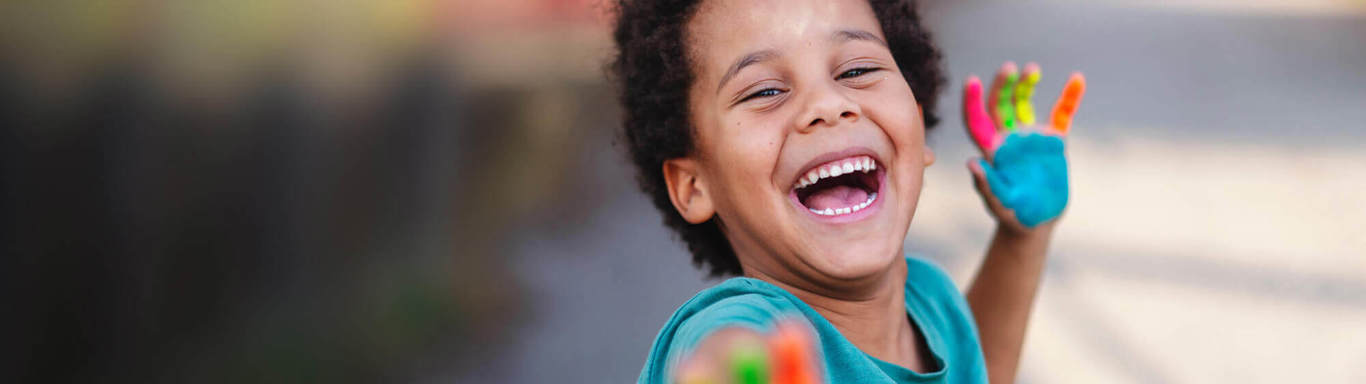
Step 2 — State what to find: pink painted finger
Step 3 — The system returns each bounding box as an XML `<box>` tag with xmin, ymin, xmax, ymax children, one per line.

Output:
<box><xmin>1049</xmin><ymin>72</ymin><xmax>1086</xmax><ymax>135</ymax></box>
<box><xmin>962</xmin><ymin>76</ymin><xmax>997</xmax><ymax>155</ymax></box>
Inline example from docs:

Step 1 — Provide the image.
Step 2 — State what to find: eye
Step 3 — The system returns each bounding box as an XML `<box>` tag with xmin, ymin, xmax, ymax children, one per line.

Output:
<box><xmin>740</xmin><ymin>88</ymin><xmax>784</xmax><ymax>103</ymax></box>
<box><xmin>837</xmin><ymin>67</ymin><xmax>881</xmax><ymax>80</ymax></box>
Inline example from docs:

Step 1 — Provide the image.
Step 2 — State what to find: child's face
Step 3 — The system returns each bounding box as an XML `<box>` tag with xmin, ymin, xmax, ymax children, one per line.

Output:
<box><xmin>674</xmin><ymin>0</ymin><xmax>934</xmax><ymax>282</ymax></box>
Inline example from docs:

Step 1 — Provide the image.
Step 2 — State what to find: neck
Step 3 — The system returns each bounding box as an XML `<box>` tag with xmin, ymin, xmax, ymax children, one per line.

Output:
<box><xmin>745</xmin><ymin>258</ymin><xmax>927</xmax><ymax>371</ymax></box>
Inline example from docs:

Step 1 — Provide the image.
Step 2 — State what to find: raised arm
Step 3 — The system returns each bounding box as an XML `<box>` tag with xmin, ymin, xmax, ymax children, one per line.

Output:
<box><xmin>958</xmin><ymin>61</ymin><xmax>1086</xmax><ymax>383</ymax></box>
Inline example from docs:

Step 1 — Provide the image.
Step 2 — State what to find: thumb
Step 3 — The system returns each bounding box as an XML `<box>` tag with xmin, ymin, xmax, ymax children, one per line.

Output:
<box><xmin>969</xmin><ymin>158</ymin><xmax>1011</xmax><ymax>216</ymax></box>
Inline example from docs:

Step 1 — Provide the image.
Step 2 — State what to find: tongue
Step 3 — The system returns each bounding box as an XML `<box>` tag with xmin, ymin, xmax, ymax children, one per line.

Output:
<box><xmin>803</xmin><ymin>185</ymin><xmax>868</xmax><ymax>211</ymax></box>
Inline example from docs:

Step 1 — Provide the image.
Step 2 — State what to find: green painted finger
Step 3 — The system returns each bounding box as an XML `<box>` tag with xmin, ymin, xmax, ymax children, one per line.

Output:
<box><xmin>730</xmin><ymin>341</ymin><xmax>770</xmax><ymax>384</ymax></box>
<box><xmin>1014</xmin><ymin>67</ymin><xmax>1040</xmax><ymax>126</ymax></box>
<box><xmin>995</xmin><ymin>71</ymin><xmax>1018</xmax><ymax>131</ymax></box>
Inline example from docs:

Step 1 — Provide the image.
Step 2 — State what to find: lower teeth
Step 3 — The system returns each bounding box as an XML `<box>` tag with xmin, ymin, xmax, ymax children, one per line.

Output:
<box><xmin>809</xmin><ymin>192</ymin><xmax>877</xmax><ymax>216</ymax></box>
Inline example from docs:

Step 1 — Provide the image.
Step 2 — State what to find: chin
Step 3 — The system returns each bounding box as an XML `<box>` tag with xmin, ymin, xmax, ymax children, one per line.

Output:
<box><xmin>805</xmin><ymin>237</ymin><xmax>903</xmax><ymax>281</ymax></box>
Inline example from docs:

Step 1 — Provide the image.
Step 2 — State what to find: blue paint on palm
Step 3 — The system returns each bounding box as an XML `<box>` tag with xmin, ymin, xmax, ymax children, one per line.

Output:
<box><xmin>980</xmin><ymin>132</ymin><xmax>1069</xmax><ymax>227</ymax></box>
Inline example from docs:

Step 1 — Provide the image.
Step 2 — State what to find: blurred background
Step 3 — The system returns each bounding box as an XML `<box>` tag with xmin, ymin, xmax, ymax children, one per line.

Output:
<box><xmin>3</xmin><ymin>0</ymin><xmax>1364</xmax><ymax>383</ymax></box>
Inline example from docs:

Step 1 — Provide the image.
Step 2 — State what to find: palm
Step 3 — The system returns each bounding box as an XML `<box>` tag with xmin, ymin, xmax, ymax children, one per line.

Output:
<box><xmin>961</xmin><ymin>62</ymin><xmax>1085</xmax><ymax>229</ymax></box>
<box><xmin>985</xmin><ymin>131</ymin><xmax>1068</xmax><ymax>227</ymax></box>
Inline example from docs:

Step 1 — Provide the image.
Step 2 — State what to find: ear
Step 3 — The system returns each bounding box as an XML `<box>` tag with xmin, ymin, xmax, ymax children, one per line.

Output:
<box><xmin>663</xmin><ymin>158</ymin><xmax>716</xmax><ymax>224</ymax></box>
<box><xmin>917</xmin><ymin>103</ymin><xmax>935</xmax><ymax>166</ymax></box>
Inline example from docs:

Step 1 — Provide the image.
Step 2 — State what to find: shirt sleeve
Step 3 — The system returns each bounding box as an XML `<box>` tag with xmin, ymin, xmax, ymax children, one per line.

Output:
<box><xmin>661</xmin><ymin>293</ymin><xmax>790</xmax><ymax>379</ymax></box>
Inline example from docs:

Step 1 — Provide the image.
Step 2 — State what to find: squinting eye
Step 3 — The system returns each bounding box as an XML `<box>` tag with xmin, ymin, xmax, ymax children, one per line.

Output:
<box><xmin>837</xmin><ymin>67</ymin><xmax>880</xmax><ymax>80</ymax></box>
<box><xmin>741</xmin><ymin>88</ymin><xmax>783</xmax><ymax>102</ymax></box>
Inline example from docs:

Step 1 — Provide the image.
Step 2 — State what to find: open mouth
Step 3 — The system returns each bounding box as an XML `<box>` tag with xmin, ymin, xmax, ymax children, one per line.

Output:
<box><xmin>791</xmin><ymin>155</ymin><xmax>882</xmax><ymax>217</ymax></box>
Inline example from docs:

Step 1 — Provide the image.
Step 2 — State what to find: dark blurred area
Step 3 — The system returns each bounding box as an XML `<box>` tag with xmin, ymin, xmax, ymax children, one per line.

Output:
<box><xmin>2</xmin><ymin>0</ymin><xmax>603</xmax><ymax>382</ymax></box>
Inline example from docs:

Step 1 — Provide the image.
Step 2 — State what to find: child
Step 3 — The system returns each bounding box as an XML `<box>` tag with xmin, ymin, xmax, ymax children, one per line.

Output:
<box><xmin>609</xmin><ymin>0</ymin><xmax>1085</xmax><ymax>382</ymax></box>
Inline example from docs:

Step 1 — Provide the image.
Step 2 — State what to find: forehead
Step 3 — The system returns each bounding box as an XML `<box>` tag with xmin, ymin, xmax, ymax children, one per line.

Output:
<box><xmin>686</xmin><ymin>0</ymin><xmax>884</xmax><ymax>75</ymax></box>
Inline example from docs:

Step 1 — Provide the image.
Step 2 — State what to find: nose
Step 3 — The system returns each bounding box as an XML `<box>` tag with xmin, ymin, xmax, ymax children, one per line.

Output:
<box><xmin>796</xmin><ymin>82</ymin><xmax>861</xmax><ymax>133</ymax></box>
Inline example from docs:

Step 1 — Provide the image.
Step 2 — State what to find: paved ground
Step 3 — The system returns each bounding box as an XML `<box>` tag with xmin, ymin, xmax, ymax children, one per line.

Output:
<box><xmin>457</xmin><ymin>1</ymin><xmax>1366</xmax><ymax>382</ymax></box>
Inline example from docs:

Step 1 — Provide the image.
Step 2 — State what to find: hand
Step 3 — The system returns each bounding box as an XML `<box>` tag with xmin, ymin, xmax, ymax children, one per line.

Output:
<box><xmin>961</xmin><ymin>62</ymin><xmax>1086</xmax><ymax>233</ymax></box>
<box><xmin>673</xmin><ymin>318</ymin><xmax>823</xmax><ymax>384</ymax></box>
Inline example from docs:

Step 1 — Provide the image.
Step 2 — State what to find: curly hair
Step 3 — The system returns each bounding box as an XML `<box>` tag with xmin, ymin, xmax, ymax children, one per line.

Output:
<box><xmin>609</xmin><ymin>0</ymin><xmax>946</xmax><ymax>277</ymax></box>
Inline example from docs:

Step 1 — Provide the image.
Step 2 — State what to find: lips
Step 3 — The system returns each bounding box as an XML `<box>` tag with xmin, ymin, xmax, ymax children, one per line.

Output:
<box><xmin>790</xmin><ymin>154</ymin><xmax>884</xmax><ymax>217</ymax></box>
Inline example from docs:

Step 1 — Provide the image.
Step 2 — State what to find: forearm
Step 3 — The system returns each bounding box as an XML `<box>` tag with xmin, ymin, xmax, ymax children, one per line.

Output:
<box><xmin>965</xmin><ymin>223</ymin><xmax>1054</xmax><ymax>384</ymax></box>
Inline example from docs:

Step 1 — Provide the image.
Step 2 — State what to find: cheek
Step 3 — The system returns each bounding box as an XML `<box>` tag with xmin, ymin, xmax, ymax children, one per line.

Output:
<box><xmin>715</xmin><ymin>118</ymin><xmax>786</xmax><ymax>192</ymax></box>
<box><xmin>704</xmin><ymin>118</ymin><xmax>790</xmax><ymax>235</ymax></box>
<box><xmin>862</xmin><ymin>88</ymin><xmax>923</xmax><ymax>149</ymax></box>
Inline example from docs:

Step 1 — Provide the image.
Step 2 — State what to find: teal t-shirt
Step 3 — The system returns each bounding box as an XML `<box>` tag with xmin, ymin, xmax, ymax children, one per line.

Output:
<box><xmin>638</xmin><ymin>257</ymin><xmax>988</xmax><ymax>383</ymax></box>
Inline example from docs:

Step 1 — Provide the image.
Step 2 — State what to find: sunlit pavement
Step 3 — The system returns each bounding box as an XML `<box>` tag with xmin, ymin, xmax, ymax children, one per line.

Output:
<box><xmin>914</xmin><ymin>136</ymin><xmax>1366</xmax><ymax>383</ymax></box>
<box><xmin>460</xmin><ymin>1</ymin><xmax>1366</xmax><ymax>382</ymax></box>
<box><xmin>913</xmin><ymin>1</ymin><xmax>1366</xmax><ymax>382</ymax></box>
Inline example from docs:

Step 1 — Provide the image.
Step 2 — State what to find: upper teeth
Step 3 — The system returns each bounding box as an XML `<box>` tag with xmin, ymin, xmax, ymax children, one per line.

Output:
<box><xmin>796</xmin><ymin>156</ymin><xmax>876</xmax><ymax>189</ymax></box>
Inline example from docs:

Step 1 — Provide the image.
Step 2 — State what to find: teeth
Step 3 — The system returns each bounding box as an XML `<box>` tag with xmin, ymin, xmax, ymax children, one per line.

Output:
<box><xmin>807</xmin><ymin>192</ymin><xmax>879</xmax><ymax>216</ymax></box>
<box><xmin>794</xmin><ymin>156</ymin><xmax>880</xmax><ymax>191</ymax></box>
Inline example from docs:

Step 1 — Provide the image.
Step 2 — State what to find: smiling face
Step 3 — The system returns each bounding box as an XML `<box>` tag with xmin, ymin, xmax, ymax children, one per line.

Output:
<box><xmin>667</xmin><ymin>0</ymin><xmax>934</xmax><ymax>288</ymax></box>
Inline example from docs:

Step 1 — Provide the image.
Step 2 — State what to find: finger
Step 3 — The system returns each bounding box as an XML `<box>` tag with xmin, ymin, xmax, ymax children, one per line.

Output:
<box><xmin>730</xmin><ymin>339</ymin><xmax>770</xmax><ymax>384</ymax></box>
<box><xmin>676</xmin><ymin>327</ymin><xmax>764</xmax><ymax>384</ymax></box>
<box><xmin>675</xmin><ymin>353</ymin><xmax>721</xmax><ymax>384</ymax></box>
<box><xmin>987</xmin><ymin>62</ymin><xmax>1019</xmax><ymax>132</ymax></box>
<box><xmin>770</xmin><ymin>320</ymin><xmax>820</xmax><ymax>384</ymax></box>
<box><xmin>1014</xmin><ymin>63</ymin><xmax>1041</xmax><ymax>127</ymax></box>
<box><xmin>968</xmin><ymin>158</ymin><xmax>1011</xmax><ymax>215</ymax></box>
<box><xmin>962</xmin><ymin>76</ymin><xmax>997</xmax><ymax>156</ymax></box>
<box><xmin>1049</xmin><ymin>72</ymin><xmax>1086</xmax><ymax>135</ymax></box>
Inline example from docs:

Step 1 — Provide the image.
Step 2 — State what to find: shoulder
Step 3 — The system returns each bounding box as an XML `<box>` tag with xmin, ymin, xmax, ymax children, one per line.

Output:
<box><xmin>674</xmin><ymin>278</ymin><xmax>796</xmax><ymax>337</ymax></box>
<box><xmin>638</xmin><ymin>277</ymin><xmax>802</xmax><ymax>383</ymax></box>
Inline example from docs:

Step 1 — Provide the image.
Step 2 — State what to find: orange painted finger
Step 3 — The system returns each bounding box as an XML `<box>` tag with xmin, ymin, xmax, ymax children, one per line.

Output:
<box><xmin>770</xmin><ymin>321</ymin><xmax>820</xmax><ymax>384</ymax></box>
<box><xmin>1049</xmin><ymin>72</ymin><xmax>1086</xmax><ymax>135</ymax></box>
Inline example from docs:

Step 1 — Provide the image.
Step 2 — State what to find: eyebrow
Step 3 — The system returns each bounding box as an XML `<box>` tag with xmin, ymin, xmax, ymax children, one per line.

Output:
<box><xmin>716</xmin><ymin>49</ymin><xmax>777</xmax><ymax>94</ymax></box>
<box><xmin>714</xmin><ymin>29</ymin><xmax>888</xmax><ymax>94</ymax></box>
<box><xmin>832</xmin><ymin>29</ymin><xmax>888</xmax><ymax>47</ymax></box>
